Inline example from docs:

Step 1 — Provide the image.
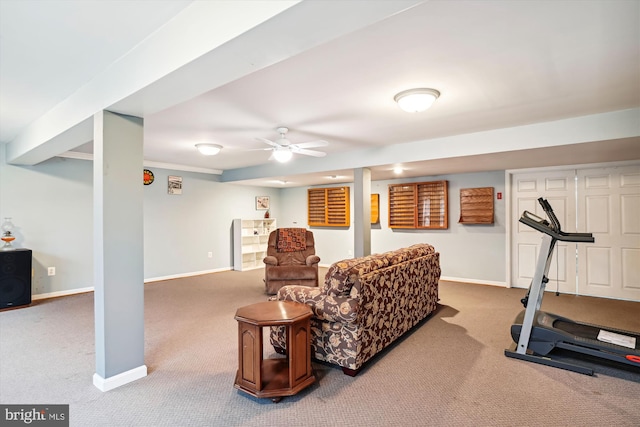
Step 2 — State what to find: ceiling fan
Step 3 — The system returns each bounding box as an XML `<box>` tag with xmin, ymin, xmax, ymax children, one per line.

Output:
<box><xmin>256</xmin><ymin>127</ymin><xmax>328</xmax><ymax>162</ymax></box>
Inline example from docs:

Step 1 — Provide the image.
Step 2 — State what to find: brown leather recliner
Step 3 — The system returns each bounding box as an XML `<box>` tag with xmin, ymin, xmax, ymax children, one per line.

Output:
<box><xmin>263</xmin><ymin>228</ymin><xmax>320</xmax><ymax>295</ymax></box>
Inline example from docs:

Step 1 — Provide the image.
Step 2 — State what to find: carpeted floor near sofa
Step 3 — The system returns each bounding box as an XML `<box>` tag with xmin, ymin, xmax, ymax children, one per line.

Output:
<box><xmin>1</xmin><ymin>268</ymin><xmax>639</xmax><ymax>427</ymax></box>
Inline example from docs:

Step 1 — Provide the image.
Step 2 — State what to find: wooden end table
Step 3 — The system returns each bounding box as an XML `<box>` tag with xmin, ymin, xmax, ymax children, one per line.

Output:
<box><xmin>234</xmin><ymin>300</ymin><xmax>315</xmax><ymax>402</ymax></box>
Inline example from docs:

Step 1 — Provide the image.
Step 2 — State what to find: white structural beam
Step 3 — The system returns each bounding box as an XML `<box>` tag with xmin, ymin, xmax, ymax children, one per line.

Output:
<box><xmin>221</xmin><ymin>108</ymin><xmax>640</xmax><ymax>182</ymax></box>
<box><xmin>6</xmin><ymin>0</ymin><xmax>421</xmax><ymax>165</ymax></box>
<box><xmin>5</xmin><ymin>1</ymin><xmax>299</xmax><ymax>165</ymax></box>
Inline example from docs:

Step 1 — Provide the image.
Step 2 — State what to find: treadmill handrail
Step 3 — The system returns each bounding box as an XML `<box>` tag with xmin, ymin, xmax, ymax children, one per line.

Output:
<box><xmin>519</xmin><ymin>211</ymin><xmax>595</xmax><ymax>243</ymax></box>
<box><xmin>538</xmin><ymin>197</ymin><xmax>561</xmax><ymax>233</ymax></box>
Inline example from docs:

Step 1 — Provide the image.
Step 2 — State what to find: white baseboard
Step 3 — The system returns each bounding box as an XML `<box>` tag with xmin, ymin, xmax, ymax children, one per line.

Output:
<box><xmin>31</xmin><ymin>269</ymin><xmax>235</xmax><ymax>300</ymax></box>
<box><xmin>93</xmin><ymin>365</ymin><xmax>148</xmax><ymax>392</ymax></box>
<box><xmin>144</xmin><ymin>267</ymin><xmax>232</xmax><ymax>283</ymax></box>
<box><xmin>440</xmin><ymin>276</ymin><xmax>506</xmax><ymax>287</ymax></box>
<box><xmin>32</xmin><ymin>286</ymin><xmax>94</xmax><ymax>301</ymax></box>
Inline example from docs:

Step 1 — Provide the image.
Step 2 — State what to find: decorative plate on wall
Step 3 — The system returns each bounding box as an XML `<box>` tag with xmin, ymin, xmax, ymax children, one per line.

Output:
<box><xmin>143</xmin><ymin>169</ymin><xmax>155</xmax><ymax>185</ymax></box>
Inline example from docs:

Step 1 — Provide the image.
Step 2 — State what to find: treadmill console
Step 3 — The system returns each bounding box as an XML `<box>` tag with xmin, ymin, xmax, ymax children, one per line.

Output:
<box><xmin>519</xmin><ymin>198</ymin><xmax>594</xmax><ymax>243</ymax></box>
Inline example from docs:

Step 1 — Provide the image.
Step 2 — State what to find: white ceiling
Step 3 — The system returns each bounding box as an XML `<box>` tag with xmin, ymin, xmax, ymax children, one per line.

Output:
<box><xmin>1</xmin><ymin>0</ymin><xmax>639</xmax><ymax>187</ymax></box>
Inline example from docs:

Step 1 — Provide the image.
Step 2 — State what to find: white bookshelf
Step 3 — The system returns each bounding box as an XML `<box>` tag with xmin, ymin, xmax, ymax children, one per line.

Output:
<box><xmin>233</xmin><ymin>218</ymin><xmax>277</xmax><ymax>271</ymax></box>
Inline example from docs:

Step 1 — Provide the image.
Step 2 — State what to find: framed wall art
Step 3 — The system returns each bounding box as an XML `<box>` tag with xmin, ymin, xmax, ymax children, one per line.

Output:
<box><xmin>256</xmin><ymin>196</ymin><xmax>270</xmax><ymax>210</ymax></box>
<box><xmin>168</xmin><ymin>175</ymin><xmax>182</xmax><ymax>195</ymax></box>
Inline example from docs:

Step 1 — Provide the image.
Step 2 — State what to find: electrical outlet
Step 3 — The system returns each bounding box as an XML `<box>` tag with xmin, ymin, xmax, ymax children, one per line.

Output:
<box><xmin>48</xmin><ymin>267</ymin><xmax>56</xmax><ymax>276</ymax></box>
<box><xmin>207</xmin><ymin>252</ymin><xmax>213</xmax><ymax>258</ymax></box>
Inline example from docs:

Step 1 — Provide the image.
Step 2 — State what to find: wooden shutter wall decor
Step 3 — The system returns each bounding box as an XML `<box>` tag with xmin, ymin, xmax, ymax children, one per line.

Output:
<box><xmin>459</xmin><ymin>187</ymin><xmax>494</xmax><ymax>224</ymax></box>
<box><xmin>388</xmin><ymin>180</ymin><xmax>448</xmax><ymax>229</ymax></box>
<box><xmin>371</xmin><ymin>194</ymin><xmax>380</xmax><ymax>224</ymax></box>
<box><xmin>307</xmin><ymin>187</ymin><xmax>350</xmax><ymax>227</ymax></box>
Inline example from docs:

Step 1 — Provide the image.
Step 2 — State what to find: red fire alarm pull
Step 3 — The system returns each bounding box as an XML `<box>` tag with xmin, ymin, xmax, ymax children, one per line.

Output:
<box><xmin>497</xmin><ymin>192</ymin><xmax>502</xmax><ymax>200</ymax></box>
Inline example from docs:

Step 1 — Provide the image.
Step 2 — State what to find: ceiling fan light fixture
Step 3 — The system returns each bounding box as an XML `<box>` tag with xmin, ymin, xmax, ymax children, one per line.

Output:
<box><xmin>273</xmin><ymin>148</ymin><xmax>293</xmax><ymax>163</ymax></box>
<box><xmin>195</xmin><ymin>143</ymin><xmax>222</xmax><ymax>156</ymax></box>
<box><xmin>394</xmin><ymin>88</ymin><xmax>440</xmax><ymax>113</ymax></box>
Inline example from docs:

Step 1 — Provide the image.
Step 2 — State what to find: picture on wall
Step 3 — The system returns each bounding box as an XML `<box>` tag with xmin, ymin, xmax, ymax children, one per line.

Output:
<box><xmin>168</xmin><ymin>175</ymin><xmax>182</xmax><ymax>195</ymax></box>
<box><xmin>256</xmin><ymin>196</ymin><xmax>270</xmax><ymax>210</ymax></box>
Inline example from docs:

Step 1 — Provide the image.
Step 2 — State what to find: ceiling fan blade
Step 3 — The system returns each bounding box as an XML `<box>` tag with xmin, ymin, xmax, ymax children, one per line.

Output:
<box><xmin>294</xmin><ymin>140</ymin><xmax>328</xmax><ymax>149</ymax></box>
<box><xmin>256</xmin><ymin>137</ymin><xmax>279</xmax><ymax>147</ymax></box>
<box><xmin>294</xmin><ymin>148</ymin><xmax>326</xmax><ymax>157</ymax></box>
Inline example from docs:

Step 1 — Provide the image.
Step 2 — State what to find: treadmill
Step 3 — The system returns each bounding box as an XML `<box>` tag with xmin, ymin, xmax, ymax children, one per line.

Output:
<box><xmin>505</xmin><ymin>198</ymin><xmax>640</xmax><ymax>375</ymax></box>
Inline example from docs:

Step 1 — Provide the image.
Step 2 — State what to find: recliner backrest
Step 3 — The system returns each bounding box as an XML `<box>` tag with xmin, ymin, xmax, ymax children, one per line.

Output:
<box><xmin>266</xmin><ymin>229</ymin><xmax>316</xmax><ymax>266</ymax></box>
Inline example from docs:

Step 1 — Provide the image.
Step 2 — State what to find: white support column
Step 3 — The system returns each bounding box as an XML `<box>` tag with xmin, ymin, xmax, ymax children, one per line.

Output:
<box><xmin>353</xmin><ymin>168</ymin><xmax>371</xmax><ymax>258</ymax></box>
<box><xmin>93</xmin><ymin>110</ymin><xmax>147</xmax><ymax>391</ymax></box>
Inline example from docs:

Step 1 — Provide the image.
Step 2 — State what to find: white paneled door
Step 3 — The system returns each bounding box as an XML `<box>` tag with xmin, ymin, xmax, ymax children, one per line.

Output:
<box><xmin>577</xmin><ymin>166</ymin><xmax>640</xmax><ymax>300</ymax></box>
<box><xmin>511</xmin><ymin>164</ymin><xmax>640</xmax><ymax>302</ymax></box>
<box><xmin>511</xmin><ymin>170</ymin><xmax>577</xmax><ymax>294</ymax></box>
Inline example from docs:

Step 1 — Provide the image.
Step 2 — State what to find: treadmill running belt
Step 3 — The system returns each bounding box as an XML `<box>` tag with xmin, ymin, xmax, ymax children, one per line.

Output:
<box><xmin>554</xmin><ymin>320</ymin><xmax>600</xmax><ymax>340</ymax></box>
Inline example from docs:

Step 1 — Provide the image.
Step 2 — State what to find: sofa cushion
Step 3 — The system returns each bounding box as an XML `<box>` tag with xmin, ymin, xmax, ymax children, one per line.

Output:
<box><xmin>385</xmin><ymin>243</ymin><xmax>434</xmax><ymax>265</ymax></box>
<box><xmin>324</xmin><ymin>256</ymin><xmax>388</xmax><ymax>296</ymax></box>
<box><xmin>278</xmin><ymin>285</ymin><xmax>359</xmax><ymax>323</ymax></box>
<box><xmin>324</xmin><ymin>244</ymin><xmax>434</xmax><ymax>296</ymax></box>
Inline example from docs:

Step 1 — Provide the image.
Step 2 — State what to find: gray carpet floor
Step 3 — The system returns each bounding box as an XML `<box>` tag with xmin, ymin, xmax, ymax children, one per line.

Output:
<box><xmin>1</xmin><ymin>268</ymin><xmax>639</xmax><ymax>426</ymax></box>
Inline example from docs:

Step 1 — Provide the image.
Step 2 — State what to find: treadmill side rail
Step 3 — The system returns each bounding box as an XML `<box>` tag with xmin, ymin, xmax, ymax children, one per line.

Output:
<box><xmin>504</xmin><ymin>348</ymin><xmax>594</xmax><ymax>376</ymax></box>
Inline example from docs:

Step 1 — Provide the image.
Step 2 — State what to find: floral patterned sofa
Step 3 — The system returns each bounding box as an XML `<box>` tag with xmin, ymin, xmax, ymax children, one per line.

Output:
<box><xmin>270</xmin><ymin>243</ymin><xmax>440</xmax><ymax>376</ymax></box>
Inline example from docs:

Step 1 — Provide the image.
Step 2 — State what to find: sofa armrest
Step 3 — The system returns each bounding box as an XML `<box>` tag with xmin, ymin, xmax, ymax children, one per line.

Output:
<box><xmin>277</xmin><ymin>286</ymin><xmax>357</xmax><ymax>323</ymax></box>
<box><xmin>305</xmin><ymin>255</ymin><xmax>320</xmax><ymax>266</ymax></box>
<box><xmin>263</xmin><ymin>256</ymin><xmax>278</xmax><ymax>266</ymax></box>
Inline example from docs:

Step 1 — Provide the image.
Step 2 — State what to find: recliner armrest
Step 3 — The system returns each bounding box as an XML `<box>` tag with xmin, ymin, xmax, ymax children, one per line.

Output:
<box><xmin>277</xmin><ymin>286</ymin><xmax>358</xmax><ymax>323</ymax></box>
<box><xmin>263</xmin><ymin>256</ymin><xmax>278</xmax><ymax>266</ymax></box>
<box><xmin>305</xmin><ymin>255</ymin><xmax>320</xmax><ymax>266</ymax></box>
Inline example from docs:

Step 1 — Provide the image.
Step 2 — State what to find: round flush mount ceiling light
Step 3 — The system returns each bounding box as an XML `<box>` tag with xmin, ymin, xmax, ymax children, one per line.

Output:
<box><xmin>394</xmin><ymin>88</ymin><xmax>440</xmax><ymax>113</ymax></box>
<box><xmin>195</xmin><ymin>143</ymin><xmax>222</xmax><ymax>156</ymax></box>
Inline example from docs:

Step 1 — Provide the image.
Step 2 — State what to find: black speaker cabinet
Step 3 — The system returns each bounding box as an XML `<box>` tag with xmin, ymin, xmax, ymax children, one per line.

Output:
<box><xmin>0</xmin><ymin>249</ymin><xmax>32</xmax><ymax>309</ymax></box>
